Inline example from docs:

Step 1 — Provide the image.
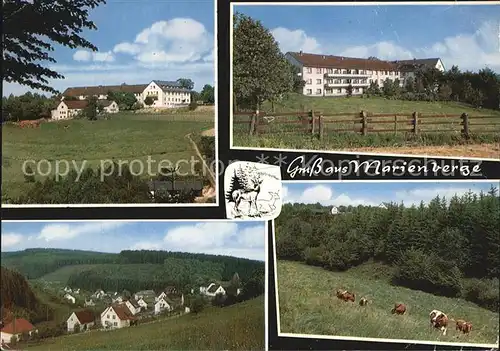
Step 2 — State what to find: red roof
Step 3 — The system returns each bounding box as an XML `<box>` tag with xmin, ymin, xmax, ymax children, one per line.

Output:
<box><xmin>62</xmin><ymin>100</ymin><xmax>88</xmax><ymax>109</ymax></box>
<box><xmin>74</xmin><ymin>310</ymin><xmax>95</xmax><ymax>324</ymax></box>
<box><xmin>112</xmin><ymin>304</ymin><xmax>136</xmax><ymax>321</ymax></box>
<box><xmin>288</xmin><ymin>52</ymin><xmax>399</xmax><ymax>71</ymax></box>
<box><xmin>0</xmin><ymin>318</ymin><xmax>34</xmax><ymax>334</ymax></box>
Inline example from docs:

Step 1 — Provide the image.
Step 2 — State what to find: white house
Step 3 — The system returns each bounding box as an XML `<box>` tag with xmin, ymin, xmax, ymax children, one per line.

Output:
<box><xmin>51</xmin><ymin>100</ymin><xmax>88</xmax><ymax>120</ymax></box>
<box><xmin>64</xmin><ymin>293</ymin><xmax>76</xmax><ymax>304</ymax></box>
<box><xmin>62</xmin><ymin>83</ymin><xmax>147</xmax><ymax>102</ymax></box>
<box><xmin>136</xmin><ymin>297</ymin><xmax>148</xmax><ymax>310</ymax></box>
<box><xmin>111</xmin><ymin>296</ymin><xmax>123</xmax><ymax>304</ymax></box>
<box><xmin>100</xmin><ymin>100</ymin><xmax>119</xmax><ymax>114</ymax></box>
<box><xmin>123</xmin><ymin>299</ymin><xmax>141</xmax><ymax>315</ymax></box>
<box><xmin>142</xmin><ymin>80</ymin><xmax>191</xmax><ymax>108</ymax></box>
<box><xmin>0</xmin><ymin>318</ymin><xmax>37</xmax><ymax>344</ymax></box>
<box><xmin>100</xmin><ymin>305</ymin><xmax>136</xmax><ymax>329</ymax></box>
<box><xmin>73</xmin><ymin>288</ymin><xmax>81</xmax><ymax>295</ymax></box>
<box><xmin>66</xmin><ymin>310</ymin><xmax>95</xmax><ymax>332</ymax></box>
<box><xmin>84</xmin><ymin>299</ymin><xmax>95</xmax><ymax>307</ymax></box>
<box><xmin>134</xmin><ymin>290</ymin><xmax>156</xmax><ymax>301</ymax></box>
<box><xmin>154</xmin><ymin>297</ymin><xmax>172</xmax><ymax>315</ymax></box>
<box><xmin>201</xmin><ymin>283</ymin><xmax>226</xmax><ymax>297</ymax></box>
<box><xmin>92</xmin><ymin>289</ymin><xmax>106</xmax><ymax>299</ymax></box>
<box><xmin>63</xmin><ymin>286</ymin><xmax>72</xmax><ymax>293</ymax></box>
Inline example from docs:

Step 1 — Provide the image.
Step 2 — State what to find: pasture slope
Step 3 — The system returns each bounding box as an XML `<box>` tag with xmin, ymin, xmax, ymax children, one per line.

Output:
<box><xmin>28</xmin><ymin>296</ymin><xmax>265</xmax><ymax>351</ymax></box>
<box><xmin>2</xmin><ymin>109</ymin><xmax>214</xmax><ymax>201</ymax></box>
<box><xmin>277</xmin><ymin>260</ymin><xmax>499</xmax><ymax>346</ymax></box>
<box><xmin>233</xmin><ymin>95</ymin><xmax>500</xmax><ymax>158</ymax></box>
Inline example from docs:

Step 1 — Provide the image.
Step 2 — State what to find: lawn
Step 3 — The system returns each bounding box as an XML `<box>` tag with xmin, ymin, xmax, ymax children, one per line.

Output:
<box><xmin>27</xmin><ymin>296</ymin><xmax>265</xmax><ymax>351</ymax></box>
<box><xmin>233</xmin><ymin>95</ymin><xmax>500</xmax><ymax>157</ymax></box>
<box><xmin>276</xmin><ymin>260</ymin><xmax>499</xmax><ymax>347</ymax></box>
<box><xmin>2</xmin><ymin>110</ymin><xmax>214</xmax><ymax>201</ymax></box>
<box><xmin>36</xmin><ymin>265</ymin><xmax>103</xmax><ymax>286</ymax></box>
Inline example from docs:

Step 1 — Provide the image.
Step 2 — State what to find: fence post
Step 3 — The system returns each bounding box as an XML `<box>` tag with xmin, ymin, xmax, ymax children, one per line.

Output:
<box><xmin>412</xmin><ymin>112</ymin><xmax>419</xmax><ymax>135</ymax></box>
<box><xmin>255</xmin><ymin>113</ymin><xmax>260</xmax><ymax>136</ymax></box>
<box><xmin>394</xmin><ymin>115</ymin><xmax>398</xmax><ymax>133</ymax></box>
<box><xmin>461</xmin><ymin>113</ymin><xmax>469</xmax><ymax>140</ymax></box>
<box><xmin>311</xmin><ymin>110</ymin><xmax>316</xmax><ymax>135</ymax></box>
<box><xmin>361</xmin><ymin>110</ymin><xmax>367</xmax><ymax>136</ymax></box>
<box><xmin>249</xmin><ymin>113</ymin><xmax>256</xmax><ymax>136</ymax></box>
<box><xmin>318</xmin><ymin>113</ymin><xmax>324</xmax><ymax>140</ymax></box>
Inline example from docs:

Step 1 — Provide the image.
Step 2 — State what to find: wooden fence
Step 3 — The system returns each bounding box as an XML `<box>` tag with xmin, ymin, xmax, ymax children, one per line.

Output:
<box><xmin>233</xmin><ymin>110</ymin><xmax>500</xmax><ymax>140</ymax></box>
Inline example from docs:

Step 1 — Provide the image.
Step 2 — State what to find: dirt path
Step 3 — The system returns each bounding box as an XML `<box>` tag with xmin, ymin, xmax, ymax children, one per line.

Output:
<box><xmin>344</xmin><ymin>143</ymin><xmax>500</xmax><ymax>159</ymax></box>
<box><xmin>201</xmin><ymin>128</ymin><xmax>215</xmax><ymax>137</ymax></box>
<box><xmin>185</xmin><ymin>133</ymin><xmax>216</xmax><ymax>203</ymax></box>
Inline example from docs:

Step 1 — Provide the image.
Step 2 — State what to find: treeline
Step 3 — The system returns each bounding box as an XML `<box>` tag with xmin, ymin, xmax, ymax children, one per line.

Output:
<box><xmin>2</xmin><ymin>93</ymin><xmax>58</xmax><ymax>121</ymax></box>
<box><xmin>364</xmin><ymin>66</ymin><xmax>500</xmax><ymax>110</ymax></box>
<box><xmin>1</xmin><ymin>249</ymin><xmax>117</xmax><ymax>279</ymax></box>
<box><xmin>0</xmin><ymin>267</ymin><xmax>53</xmax><ymax>324</ymax></box>
<box><xmin>276</xmin><ymin>188</ymin><xmax>499</xmax><ymax>312</ymax></box>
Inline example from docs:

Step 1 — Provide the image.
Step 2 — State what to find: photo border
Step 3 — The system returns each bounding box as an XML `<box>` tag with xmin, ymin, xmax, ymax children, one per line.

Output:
<box><xmin>229</xmin><ymin>1</ymin><xmax>500</xmax><ymax>162</ymax></box>
<box><xmin>2</xmin><ymin>0</ymin><xmax>220</xmax><ymax>209</ymax></box>
<box><xmin>1</xmin><ymin>218</ymin><xmax>269</xmax><ymax>351</ymax></box>
<box><xmin>271</xmin><ymin>180</ymin><xmax>500</xmax><ymax>349</ymax></box>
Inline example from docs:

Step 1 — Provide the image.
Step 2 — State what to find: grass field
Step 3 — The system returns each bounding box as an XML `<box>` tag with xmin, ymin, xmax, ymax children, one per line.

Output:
<box><xmin>276</xmin><ymin>260</ymin><xmax>499</xmax><ymax>346</ymax></box>
<box><xmin>27</xmin><ymin>296</ymin><xmax>265</xmax><ymax>351</ymax></box>
<box><xmin>2</xmin><ymin>109</ymin><xmax>214</xmax><ymax>201</ymax></box>
<box><xmin>36</xmin><ymin>264</ymin><xmax>103</xmax><ymax>285</ymax></box>
<box><xmin>233</xmin><ymin>95</ymin><xmax>500</xmax><ymax>157</ymax></box>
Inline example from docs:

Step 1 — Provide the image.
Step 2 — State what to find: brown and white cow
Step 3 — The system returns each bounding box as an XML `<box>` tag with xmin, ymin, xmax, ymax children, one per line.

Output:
<box><xmin>391</xmin><ymin>303</ymin><xmax>406</xmax><ymax>315</ymax></box>
<box><xmin>429</xmin><ymin>310</ymin><xmax>449</xmax><ymax>335</ymax></box>
<box><xmin>455</xmin><ymin>319</ymin><xmax>472</xmax><ymax>334</ymax></box>
<box><xmin>336</xmin><ymin>289</ymin><xmax>355</xmax><ymax>302</ymax></box>
<box><xmin>359</xmin><ymin>297</ymin><xmax>368</xmax><ymax>306</ymax></box>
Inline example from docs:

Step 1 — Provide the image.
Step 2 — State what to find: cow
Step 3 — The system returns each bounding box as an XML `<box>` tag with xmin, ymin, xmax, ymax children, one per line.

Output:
<box><xmin>455</xmin><ymin>319</ymin><xmax>472</xmax><ymax>334</ymax></box>
<box><xmin>359</xmin><ymin>297</ymin><xmax>368</xmax><ymax>306</ymax></box>
<box><xmin>336</xmin><ymin>289</ymin><xmax>355</xmax><ymax>302</ymax></box>
<box><xmin>429</xmin><ymin>310</ymin><xmax>449</xmax><ymax>335</ymax></box>
<box><xmin>391</xmin><ymin>303</ymin><xmax>406</xmax><ymax>315</ymax></box>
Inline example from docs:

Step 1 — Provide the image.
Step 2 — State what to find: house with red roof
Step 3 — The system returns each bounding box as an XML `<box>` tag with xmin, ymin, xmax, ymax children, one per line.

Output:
<box><xmin>100</xmin><ymin>304</ymin><xmax>137</xmax><ymax>329</ymax></box>
<box><xmin>66</xmin><ymin>310</ymin><xmax>96</xmax><ymax>332</ymax></box>
<box><xmin>0</xmin><ymin>318</ymin><xmax>37</xmax><ymax>344</ymax></box>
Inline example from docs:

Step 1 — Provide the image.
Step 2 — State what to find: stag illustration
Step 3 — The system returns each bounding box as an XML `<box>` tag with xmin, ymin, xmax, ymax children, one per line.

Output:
<box><xmin>226</xmin><ymin>164</ymin><xmax>263</xmax><ymax>217</ymax></box>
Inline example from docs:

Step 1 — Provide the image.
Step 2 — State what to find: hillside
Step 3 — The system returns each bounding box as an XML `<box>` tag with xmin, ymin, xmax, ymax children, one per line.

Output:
<box><xmin>0</xmin><ymin>267</ymin><xmax>53</xmax><ymax>325</ymax></box>
<box><xmin>277</xmin><ymin>260</ymin><xmax>499</xmax><ymax>345</ymax></box>
<box><xmin>27</xmin><ymin>296</ymin><xmax>265</xmax><ymax>351</ymax></box>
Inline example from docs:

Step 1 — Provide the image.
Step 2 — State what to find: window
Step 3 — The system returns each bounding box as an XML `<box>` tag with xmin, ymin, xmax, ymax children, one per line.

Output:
<box><xmin>316</xmin><ymin>68</ymin><xmax>322</xmax><ymax>74</ymax></box>
<box><xmin>112</xmin><ymin>315</ymin><xmax>116</xmax><ymax>320</ymax></box>
<box><xmin>355</xmin><ymin>88</ymin><xmax>360</xmax><ymax>92</ymax></box>
<box><xmin>306</xmin><ymin>79</ymin><xmax>312</xmax><ymax>85</ymax></box>
<box><xmin>107</xmin><ymin>314</ymin><xmax>110</xmax><ymax>319</ymax></box>
<box><xmin>316</xmin><ymin>88</ymin><xmax>322</xmax><ymax>95</ymax></box>
<box><xmin>306</xmin><ymin>67</ymin><xmax>312</xmax><ymax>73</ymax></box>
<box><xmin>316</xmin><ymin>79</ymin><xmax>322</xmax><ymax>84</ymax></box>
<box><xmin>337</xmin><ymin>88</ymin><xmax>342</xmax><ymax>93</ymax></box>
<box><xmin>327</xmin><ymin>68</ymin><xmax>334</xmax><ymax>73</ymax></box>
<box><xmin>113</xmin><ymin>322</ymin><xmax>117</xmax><ymax>326</ymax></box>
<box><xmin>306</xmin><ymin>89</ymin><xmax>312</xmax><ymax>95</ymax></box>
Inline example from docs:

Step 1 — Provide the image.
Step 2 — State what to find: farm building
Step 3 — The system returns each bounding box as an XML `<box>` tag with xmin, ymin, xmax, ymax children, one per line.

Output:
<box><xmin>285</xmin><ymin>51</ymin><xmax>444</xmax><ymax>97</ymax></box>
<box><xmin>0</xmin><ymin>318</ymin><xmax>37</xmax><ymax>344</ymax></box>
<box><xmin>154</xmin><ymin>297</ymin><xmax>172</xmax><ymax>315</ymax></box>
<box><xmin>100</xmin><ymin>304</ymin><xmax>137</xmax><ymax>329</ymax></box>
<box><xmin>66</xmin><ymin>310</ymin><xmax>96</xmax><ymax>332</ymax></box>
<box><xmin>51</xmin><ymin>100</ymin><xmax>119</xmax><ymax>120</ymax></box>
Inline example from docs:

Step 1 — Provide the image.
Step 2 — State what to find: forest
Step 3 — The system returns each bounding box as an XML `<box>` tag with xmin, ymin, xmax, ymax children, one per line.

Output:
<box><xmin>275</xmin><ymin>187</ymin><xmax>499</xmax><ymax>312</ymax></box>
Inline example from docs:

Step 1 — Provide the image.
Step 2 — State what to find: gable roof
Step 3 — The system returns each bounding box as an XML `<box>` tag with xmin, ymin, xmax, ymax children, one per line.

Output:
<box><xmin>74</xmin><ymin>310</ymin><xmax>95</xmax><ymax>324</ymax></box>
<box><xmin>392</xmin><ymin>58</ymin><xmax>441</xmax><ymax>69</ymax></box>
<box><xmin>153</xmin><ymin>80</ymin><xmax>182</xmax><ymax>88</ymax></box>
<box><xmin>111</xmin><ymin>304</ymin><xmax>136</xmax><ymax>320</ymax></box>
<box><xmin>126</xmin><ymin>299</ymin><xmax>140</xmax><ymax>308</ymax></box>
<box><xmin>1</xmin><ymin>318</ymin><xmax>35</xmax><ymax>334</ymax></box>
<box><xmin>207</xmin><ymin>284</ymin><xmax>221</xmax><ymax>293</ymax></box>
<box><xmin>63</xmin><ymin>84</ymin><xmax>147</xmax><ymax>97</ymax></box>
<box><xmin>62</xmin><ymin>100</ymin><xmax>88</xmax><ymax>110</ymax></box>
<box><xmin>287</xmin><ymin>52</ymin><xmax>399</xmax><ymax>71</ymax></box>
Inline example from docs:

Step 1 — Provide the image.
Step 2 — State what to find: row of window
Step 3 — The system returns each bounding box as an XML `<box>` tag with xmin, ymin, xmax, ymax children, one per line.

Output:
<box><xmin>146</xmin><ymin>90</ymin><xmax>189</xmax><ymax>96</ymax></box>
<box><xmin>306</xmin><ymin>78</ymin><xmax>369</xmax><ymax>85</ymax></box>
<box><xmin>306</xmin><ymin>87</ymin><xmax>362</xmax><ymax>95</ymax></box>
<box><xmin>305</xmin><ymin>67</ymin><xmax>400</xmax><ymax>76</ymax></box>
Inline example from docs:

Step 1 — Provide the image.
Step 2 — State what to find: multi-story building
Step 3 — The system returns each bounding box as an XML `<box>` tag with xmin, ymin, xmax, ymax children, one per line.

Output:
<box><xmin>285</xmin><ymin>51</ymin><xmax>444</xmax><ymax>97</ymax></box>
<box><xmin>62</xmin><ymin>80</ymin><xmax>192</xmax><ymax>108</ymax></box>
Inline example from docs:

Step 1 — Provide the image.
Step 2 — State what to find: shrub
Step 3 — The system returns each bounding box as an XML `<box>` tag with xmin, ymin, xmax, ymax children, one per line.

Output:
<box><xmin>462</xmin><ymin>278</ymin><xmax>499</xmax><ymax>312</ymax></box>
<box><xmin>303</xmin><ymin>246</ymin><xmax>326</xmax><ymax>267</ymax></box>
<box><xmin>190</xmin><ymin>295</ymin><xmax>205</xmax><ymax>314</ymax></box>
<box><xmin>188</xmin><ymin>101</ymin><xmax>198</xmax><ymax>111</ymax></box>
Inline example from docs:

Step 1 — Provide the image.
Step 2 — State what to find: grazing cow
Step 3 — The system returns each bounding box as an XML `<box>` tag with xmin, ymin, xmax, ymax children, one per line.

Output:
<box><xmin>391</xmin><ymin>303</ymin><xmax>406</xmax><ymax>315</ymax></box>
<box><xmin>429</xmin><ymin>310</ymin><xmax>449</xmax><ymax>335</ymax></box>
<box><xmin>336</xmin><ymin>289</ymin><xmax>355</xmax><ymax>302</ymax></box>
<box><xmin>359</xmin><ymin>297</ymin><xmax>368</xmax><ymax>306</ymax></box>
<box><xmin>455</xmin><ymin>319</ymin><xmax>472</xmax><ymax>334</ymax></box>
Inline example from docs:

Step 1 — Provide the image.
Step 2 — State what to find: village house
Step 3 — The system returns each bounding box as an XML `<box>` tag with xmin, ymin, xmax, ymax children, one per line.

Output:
<box><xmin>64</xmin><ymin>293</ymin><xmax>76</xmax><ymax>304</ymax></box>
<box><xmin>66</xmin><ymin>310</ymin><xmax>96</xmax><ymax>332</ymax></box>
<box><xmin>73</xmin><ymin>288</ymin><xmax>81</xmax><ymax>295</ymax></box>
<box><xmin>134</xmin><ymin>290</ymin><xmax>156</xmax><ymax>301</ymax></box>
<box><xmin>0</xmin><ymin>318</ymin><xmax>37</xmax><ymax>344</ymax></box>
<box><xmin>123</xmin><ymin>299</ymin><xmax>141</xmax><ymax>315</ymax></box>
<box><xmin>84</xmin><ymin>299</ymin><xmax>96</xmax><ymax>307</ymax></box>
<box><xmin>201</xmin><ymin>283</ymin><xmax>226</xmax><ymax>297</ymax></box>
<box><xmin>136</xmin><ymin>297</ymin><xmax>149</xmax><ymax>310</ymax></box>
<box><xmin>111</xmin><ymin>295</ymin><xmax>124</xmax><ymax>304</ymax></box>
<box><xmin>63</xmin><ymin>286</ymin><xmax>72</xmax><ymax>293</ymax></box>
<box><xmin>51</xmin><ymin>100</ymin><xmax>119</xmax><ymax>120</ymax></box>
<box><xmin>154</xmin><ymin>297</ymin><xmax>172</xmax><ymax>315</ymax></box>
<box><xmin>92</xmin><ymin>289</ymin><xmax>106</xmax><ymax>299</ymax></box>
<box><xmin>100</xmin><ymin>304</ymin><xmax>136</xmax><ymax>329</ymax></box>
<box><xmin>62</xmin><ymin>83</ymin><xmax>147</xmax><ymax>102</ymax></box>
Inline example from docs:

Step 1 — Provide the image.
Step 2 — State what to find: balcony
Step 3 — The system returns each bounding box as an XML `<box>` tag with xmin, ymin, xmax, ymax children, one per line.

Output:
<box><xmin>324</xmin><ymin>71</ymin><xmax>370</xmax><ymax>78</ymax></box>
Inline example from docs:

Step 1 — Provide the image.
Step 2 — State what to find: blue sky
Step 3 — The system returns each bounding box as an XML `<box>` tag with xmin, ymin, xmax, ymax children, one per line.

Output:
<box><xmin>283</xmin><ymin>181</ymin><xmax>499</xmax><ymax>207</ymax></box>
<box><xmin>1</xmin><ymin>221</ymin><xmax>265</xmax><ymax>261</ymax></box>
<box><xmin>234</xmin><ymin>3</ymin><xmax>500</xmax><ymax>72</ymax></box>
<box><xmin>3</xmin><ymin>0</ymin><xmax>215</xmax><ymax>96</ymax></box>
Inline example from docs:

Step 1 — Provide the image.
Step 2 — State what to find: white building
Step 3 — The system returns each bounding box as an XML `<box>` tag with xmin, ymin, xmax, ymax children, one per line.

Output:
<box><xmin>66</xmin><ymin>310</ymin><xmax>95</xmax><ymax>332</ymax></box>
<box><xmin>64</xmin><ymin>293</ymin><xmax>76</xmax><ymax>304</ymax></box>
<box><xmin>123</xmin><ymin>299</ymin><xmax>141</xmax><ymax>315</ymax></box>
<box><xmin>154</xmin><ymin>297</ymin><xmax>172</xmax><ymax>315</ymax></box>
<box><xmin>0</xmin><ymin>319</ymin><xmax>37</xmax><ymax>344</ymax></box>
<box><xmin>51</xmin><ymin>100</ymin><xmax>119</xmax><ymax>120</ymax></box>
<box><xmin>136</xmin><ymin>297</ymin><xmax>148</xmax><ymax>310</ymax></box>
<box><xmin>100</xmin><ymin>305</ymin><xmax>136</xmax><ymax>329</ymax></box>
<box><xmin>285</xmin><ymin>51</ymin><xmax>445</xmax><ymax>97</ymax></box>
<box><xmin>200</xmin><ymin>283</ymin><xmax>226</xmax><ymax>297</ymax></box>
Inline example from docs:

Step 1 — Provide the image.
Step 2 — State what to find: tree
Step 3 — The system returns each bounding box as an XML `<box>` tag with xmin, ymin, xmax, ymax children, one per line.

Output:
<box><xmin>233</xmin><ymin>12</ymin><xmax>294</xmax><ymax>112</ymax></box>
<box><xmin>107</xmin><ymin>91</ymin><xmax>137</xmax><ymax>110</ymax></box>
<box><xmin>144</xmin><ymin>96</ymin><xmax>156</xmax><ymax>106</ymax></box>
<box><xmin>199</xmin><ymin>84</ymin><xmax>215</xmax><ymax>104</ymax></box>
<box><xmin>176</xmin><ymin>78</ymin><xmax>194</xmax><ymax>90</ymax></box>
<box><xmin>190</xmin><ymin>296</ymin><xmax>205</xmax><ymax>314</ymax></box>
<box><xmin>3</xmin><ymin>0</ymin><xmax>106</xmax><ymax>94</ymax></box>
<box><xmin>83</xmin><ymin>96</ymin><xmax>99</xmax><ymax>120</ymax></box>
<box><xmin>346</xmin><ymin>84</ymin><xmax>353</xmax><ymax>97</ymax></box>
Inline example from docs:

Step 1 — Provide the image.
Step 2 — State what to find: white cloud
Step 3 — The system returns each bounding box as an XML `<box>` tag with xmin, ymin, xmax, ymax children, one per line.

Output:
<box><xmin>271</xmin><ymin>27</ymin><xmax>322</xmax><ymax>54</ymax></box>
<box><xmin>270</xmin><ymin>20</ymin><xmax>500</xmax><ymax>72</ymax></box>
<box><xmin>73</xmin><ymin>50</ymin><xmax>115</xmax><ymax>62</ymax></box>
<box><xmin>283</xmin><ymin>185</ymin><xmax>489</xmax><ymax>208</ymax></box>
<box><xmin>1</xmin><ymin>233</ymin><xmax>24</xmax><ymax>250</ymax></box>
<box><xmin>37</xmin><ymin>222</ymin><xmax>126</xmax><ymax>242</ymax></box>
<box><xmin>113</xmin><ymin>43</ymin><xmax>141</xmax><ymax>55</ymax></box>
